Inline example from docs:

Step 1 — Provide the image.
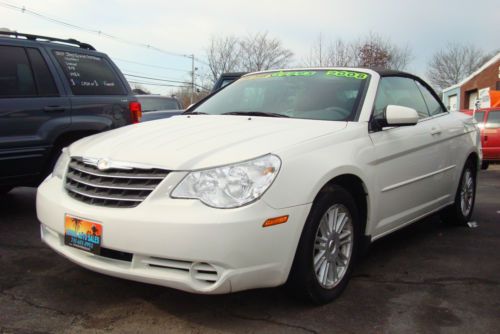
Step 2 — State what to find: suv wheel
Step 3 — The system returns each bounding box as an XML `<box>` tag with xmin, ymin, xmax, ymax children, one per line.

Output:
<box><xmin>441</xmin><ymin>160</ymin><xmax>477</xmax><ymax>225</ymax></box>
<box><xmin>288</xmin><ymin>185</ymin><xmax>360</xmax><ymax>304</ymax></box>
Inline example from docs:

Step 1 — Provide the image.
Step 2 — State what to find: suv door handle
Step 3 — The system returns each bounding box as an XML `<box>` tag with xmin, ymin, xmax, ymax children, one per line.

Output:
<box><xmin>430</xmin><ymin>128</ymin><xmax>442</xmax><ymax>135</ymax></box>
<box><xmin>44</xmin><ymin>106</ymin><xmax>66</xmax><ymax>112</ymax></box>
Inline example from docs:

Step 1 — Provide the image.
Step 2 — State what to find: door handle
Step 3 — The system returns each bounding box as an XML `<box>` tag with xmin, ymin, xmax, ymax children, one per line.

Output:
<box><xmin>484</xmin><ymin>135</ymin><xmax>488</xmax><ymax>142</ymax></box>
<box><xmin>44</xmin><ymin>106</ymin><xmax>65</xmax><ymax>112</ymax></box>
<box><xmin>430</xmin><ymin>128</ymin><xmax>442</xmax><ymax>135</ymax></box>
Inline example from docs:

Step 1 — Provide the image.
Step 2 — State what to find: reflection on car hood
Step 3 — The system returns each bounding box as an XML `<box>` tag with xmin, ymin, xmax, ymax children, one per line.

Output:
<box><xmin>70</xmin><ymin>115</ymin><xmax>347</xmax><ymax>170</ymax></box>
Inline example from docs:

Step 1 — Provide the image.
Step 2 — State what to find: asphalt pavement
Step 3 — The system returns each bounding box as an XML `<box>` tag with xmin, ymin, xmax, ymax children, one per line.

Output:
<box><xmin>1</xmin><ymin>166</ymin><xmax>499</xmax><ymax>333</ymax></box>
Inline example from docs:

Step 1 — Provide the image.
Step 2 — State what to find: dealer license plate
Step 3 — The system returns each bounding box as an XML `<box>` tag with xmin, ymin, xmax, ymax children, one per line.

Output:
<box><xmin>64</xmin><ymin>214</ymin><xmax>102</xmax><ymax>255</ymax></box>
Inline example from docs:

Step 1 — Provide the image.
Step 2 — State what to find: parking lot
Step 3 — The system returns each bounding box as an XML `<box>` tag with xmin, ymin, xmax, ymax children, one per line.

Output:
<box><xmin>0</xmin><ymin>166</ymin><xmax>499</xmax><ymax>333</ymax></box>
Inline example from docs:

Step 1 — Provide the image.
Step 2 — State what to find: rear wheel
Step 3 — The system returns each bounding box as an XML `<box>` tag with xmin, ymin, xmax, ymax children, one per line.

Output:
<box><xmin>287</xmin><ymin>185</ymin><xmax>360</xmax><ymax>304</ymax></box>
<box><xmin>441</xmin><ymin>160</ymin><xmax>476</xmax><ymax>225</ymax></box>
<box><xmin>481</xmin><ymin>161</ymin><xmax>489</xmax><ymax>170</ymax></box>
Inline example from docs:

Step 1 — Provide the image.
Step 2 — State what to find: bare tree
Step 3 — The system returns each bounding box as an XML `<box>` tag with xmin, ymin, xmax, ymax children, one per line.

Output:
<box><xmin>302</xmin><ymin>32</ymin><xmax>411</xmax><ymax>70</ymax></box>
<box><xmin>302</xmin><ymin>36</ymin><xmax>355</xmax><ymax>67</ymax></box>
<box><xmin>130</xmin><ymin>83</ymin><xmax>151</xmax><ymax>94</ymax></box>
<box><xmin>239</xmin><ymin>32</ymin><xmax>293</xmax><ymax>72</ymax></box>
<box><xmin>206</xmin><ymin>35</ymin><xmax>242</xmax><ymax>84</ymax></box>
<box><xmin>172</xmin><ymin>86</ymin><xmax>209</xmax><ymax>108</ymax></box>
<box><xmin>326</xmin><ymin>39</ymin><xmax>357</xmax><ymax>67</ymax></box>
<box><xmin>354</xmin><ymin>32</ymin><xmax>412</xmax><ymax>70</ymax></box>
<box><xmin>427</xmin><ymin>43</ymin><xmax>488</xmax><ymax>90</ymax></box>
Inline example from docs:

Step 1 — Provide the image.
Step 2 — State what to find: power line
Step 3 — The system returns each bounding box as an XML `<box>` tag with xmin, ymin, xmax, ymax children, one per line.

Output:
<box><xmin>127</xmin><ymin>80</ymin><xmax>189</xmax><ymax>88</ymax></box>
<box><xmin>124</xmin><ymin>73</ymin><xmax>191</xmax><ymax>85</ymax></box>
<box><xmin>114</xmin><ymin>57</ymin><xmax>190</xmax><ymax>73</ymax></box>
<box><xmin>0</xmin><ymin>0</ymin><xmax>204</xmax><ymax>62</ymax></box>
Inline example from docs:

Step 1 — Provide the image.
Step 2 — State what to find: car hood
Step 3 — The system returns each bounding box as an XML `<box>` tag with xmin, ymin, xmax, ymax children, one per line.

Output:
<box><xmin>70</xmin><ymin>115</ymin><xmax>347</xmax><ymax>170</ymax></box>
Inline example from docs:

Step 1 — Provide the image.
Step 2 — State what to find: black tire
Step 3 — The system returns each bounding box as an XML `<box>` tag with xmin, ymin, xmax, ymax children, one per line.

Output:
<box><xmin>481</xmin><ymin>161</ymin><xmax>489</xmax><ymax>170</ymax></box>
<box><xmin>287</xmin><ymin>185</ymin><xmax>361</xmax><ymax>304</ymax></box>
<box><xmin>441</xmin><ymin>159</ymin><xmax>477</xmax><ymax>226</ymax></box>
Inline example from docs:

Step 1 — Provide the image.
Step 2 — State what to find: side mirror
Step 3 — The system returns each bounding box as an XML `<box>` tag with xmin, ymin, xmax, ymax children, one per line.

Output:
<box><xmin>384</xmin><ymin>105</ymin><xmax>419</xmax><ymax>127</ymax></box>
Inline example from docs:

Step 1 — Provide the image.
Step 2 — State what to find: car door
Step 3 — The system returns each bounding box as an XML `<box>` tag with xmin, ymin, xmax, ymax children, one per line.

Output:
<box><xmin>483</xmin><ymin>109</ymin><xmax>500</xmax><ymax>160</ymax></box>
<box><xmin>0</xmin><ymin>45</ymin><xmax>71</xmax><ymax>184</ymax></box>
<box><xmin>415</xmin><ymin>80</ymin><xmax>460</xmax><ymax>198</ymax></box>
<box><xmin>368</xmin><ymin>76</ymin><xmax>447</xmax><ymax>237</ymax></box>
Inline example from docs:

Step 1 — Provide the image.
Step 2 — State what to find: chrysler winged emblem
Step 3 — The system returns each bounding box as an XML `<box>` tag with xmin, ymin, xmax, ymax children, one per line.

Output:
<box><xmin>97</xmin><ymin>159</ymin><xmax>109</xmax><ymax>171</ymax></box>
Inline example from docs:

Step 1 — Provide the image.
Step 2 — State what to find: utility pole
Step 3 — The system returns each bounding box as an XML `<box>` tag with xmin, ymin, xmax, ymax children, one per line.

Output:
<box><xmin>190</xmin><ymin>54</ymin><xmax>195</xmax><ymax>105</ymax></box>
<box><xmin>319</xmin><ymin>33</ymin><xmax>322</xmax><ymax>67</ymax></box>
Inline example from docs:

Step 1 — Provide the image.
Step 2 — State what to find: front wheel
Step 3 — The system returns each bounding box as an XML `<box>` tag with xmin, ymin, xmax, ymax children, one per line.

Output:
<box><xmin>441</xmin><ymin>160</ymin><xmax>477</xmax><ymax>225</ymax></box>
<box><xmin>287</xmin><ymin>185</ymin><xmax>360</xmax><ymax>304</ymax></box>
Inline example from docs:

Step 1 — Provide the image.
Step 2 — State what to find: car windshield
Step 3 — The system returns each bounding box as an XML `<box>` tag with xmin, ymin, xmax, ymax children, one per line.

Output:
<box><xmin>473</xmin><ymin>111</ymin><xmax>485</xmax><ymax>127</ymax></box>
<box><xmin>138</xmin><ymin>97</ymin><xmax>179</xmax><ymax>112</ymax></box>
<box><xmin>194</xmin><ymin>70</ymin><xmax>370</xmax><ymax>121</ymax></box>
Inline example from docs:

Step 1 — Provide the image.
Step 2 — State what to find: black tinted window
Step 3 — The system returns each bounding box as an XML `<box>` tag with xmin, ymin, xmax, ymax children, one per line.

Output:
<box><xmin>26</xmin><ymin>48</ymin><xmax>58</xmax><ymax>96</ymax></box>
<box><xmin>374</xmin><ymin>77</ymin><xmax>429</xmax><ymax>119</ymax></box>
<box><xmin>486</xmin><ymin>111</ymin><xmax>500</xmax><ymax>128</ymax></box>
<box><xmin>0</xmin><ymin>46</ymin><xmax>36</xmax><ymax>98</ymax></box>
<box><xmin>53</xmin><ymin>50</ymin><xmax>125</xmax><ymax>95</ymax></box>
<box><xmin>416</xmin><ymin>81</ymin><xmax>445</xmax><ymax>116</ymax></box>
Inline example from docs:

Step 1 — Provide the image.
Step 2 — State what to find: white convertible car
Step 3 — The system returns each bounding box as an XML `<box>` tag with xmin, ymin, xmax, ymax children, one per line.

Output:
<box><xmin>37</xmin><ymin>68</ymin><xmax>481</xmax><ymax>304</ymax></box>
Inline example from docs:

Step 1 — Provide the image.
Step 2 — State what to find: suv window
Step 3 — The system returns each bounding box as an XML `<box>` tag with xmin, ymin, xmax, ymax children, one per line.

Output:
<box><xmin>374</xmin><ymin>77</ymin><xmax>430</xmax><ymax>119</ymax></box>
<box><xmin>0</xmin><ymin>46</ymin><xmax>36</xmax><ymax>97</ymax></box>
<box><xmin>53</xmin><ymin>50</ymin><xmax>126</xmax><ymax>95</ymax></box>
<box><xmin>416</xmin><ymin>81</ymin><xmax>446</xmax><ymax>116</ymax></box>
<box><xmin>485</xmin><ymin>111</ymin><xmax>500</xmax><ymax>128</ymax></box>
<box><xmin>26</xmin><ymin>48</ymin><xmax>59</xmax><ymax>96</ymax></box>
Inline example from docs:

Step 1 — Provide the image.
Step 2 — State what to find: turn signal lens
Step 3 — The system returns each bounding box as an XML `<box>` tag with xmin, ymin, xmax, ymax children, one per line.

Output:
<box><xmin>263</xmin><ymin>215</ymin><xmax>289</xmax><ymax>228</ymax></box>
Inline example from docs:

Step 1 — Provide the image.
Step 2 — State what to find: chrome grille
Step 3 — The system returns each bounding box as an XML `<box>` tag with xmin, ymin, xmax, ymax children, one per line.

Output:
<box><xmin>65</xmin><ymin>158</ymin><xmax>169</xmax><ymax>208</ymax></box>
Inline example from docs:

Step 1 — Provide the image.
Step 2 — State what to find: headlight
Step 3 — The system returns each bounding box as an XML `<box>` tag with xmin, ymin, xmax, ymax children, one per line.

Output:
<box><xmin>171</xmin><ymin>154</ymin><xmax>281</xmax><ymax>208</ymax></box>
<box><xmin>53</xmin><ymin>148</ymin><xmax>70</xmax><ymax>179</ymax></box>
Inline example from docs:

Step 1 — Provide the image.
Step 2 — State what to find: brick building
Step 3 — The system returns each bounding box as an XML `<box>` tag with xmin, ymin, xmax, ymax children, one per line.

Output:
<box><xmin>442</xmin><ymin>52</ymin><xmax>500</xmax><ymax>111</ymax></box>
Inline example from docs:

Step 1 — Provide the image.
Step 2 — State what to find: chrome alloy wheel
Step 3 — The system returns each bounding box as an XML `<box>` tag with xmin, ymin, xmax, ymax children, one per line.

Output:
<box><xmin>460</xmin><ymin>169</ymin><xmax>474</xmax><ymax>217</ymax></box>
<box><xmin>313</xmin><ymin>204</ymin><xmax>353</xmax><ymax>289</ymax></box>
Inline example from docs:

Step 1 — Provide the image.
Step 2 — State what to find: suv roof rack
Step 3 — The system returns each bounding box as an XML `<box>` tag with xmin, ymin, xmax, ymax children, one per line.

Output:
<box><xmin>0</xmin><ymin>31</ymin><xmax>96</xmax><ymax>50</ymax></box>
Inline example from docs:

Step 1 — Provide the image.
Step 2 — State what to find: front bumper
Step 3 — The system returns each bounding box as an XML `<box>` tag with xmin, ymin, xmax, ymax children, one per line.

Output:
<box><xmin>37</xmin><ymin>175</ymin><xmax>311</xmax><ymax>294</ymax></box>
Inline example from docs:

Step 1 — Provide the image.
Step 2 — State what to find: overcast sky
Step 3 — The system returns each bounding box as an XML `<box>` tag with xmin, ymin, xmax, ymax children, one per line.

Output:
<box><xmin>1</xmin><ymin>0</ymin><xmax>498</xmax><ymax>94</ymax></box>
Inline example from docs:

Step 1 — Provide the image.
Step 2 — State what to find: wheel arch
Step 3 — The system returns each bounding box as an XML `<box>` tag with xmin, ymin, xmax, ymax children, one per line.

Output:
<box><xmin>314</xmin><ymin>173</ymin><xmax>370</xmax><ymax>239</ymax></box>
<box><xmin>40</xmin><ymin>130</ymin><xmax>100</xmax><ymax>181</ymax></box>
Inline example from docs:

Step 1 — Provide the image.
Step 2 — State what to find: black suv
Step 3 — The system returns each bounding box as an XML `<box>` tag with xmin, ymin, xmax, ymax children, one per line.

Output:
<box><xmin>0</xmin><ymin>32</ymin><xmax>140</xmax><ymax>194</ymax></box>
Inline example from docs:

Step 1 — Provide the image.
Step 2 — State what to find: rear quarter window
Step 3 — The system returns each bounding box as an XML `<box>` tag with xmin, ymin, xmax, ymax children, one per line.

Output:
<box><xmin>53</xmin><ymin>50</ymin><xmax>126</xmax><ymax>95</ymax></box>
<box><xmin>485</xmin><ymin>111</ymin><xmax>500</xmax><ymax>128</ymax></box>
<box><xmin>0</xmin><ymin>45</ymin><xmax>36</xmax><ymax>97</ymax></box>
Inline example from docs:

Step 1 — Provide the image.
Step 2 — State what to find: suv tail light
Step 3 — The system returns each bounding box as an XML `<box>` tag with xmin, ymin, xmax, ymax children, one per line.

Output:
<box><xmin>129</xmin><ymin>101</ymin><xmax>142</xmax><ymax>123</ymax></box>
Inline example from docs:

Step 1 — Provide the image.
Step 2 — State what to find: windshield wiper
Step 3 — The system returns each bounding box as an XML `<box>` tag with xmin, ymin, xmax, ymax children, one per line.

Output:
<box><xmin>183</xmin><ymin>111</ymin><xmax>208</xmax><ymax>115</ymax></box>
<box><xmin>222</xmin><ymin>111</ymin><xmax>289</xmax><ymax>118</ymax></box>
